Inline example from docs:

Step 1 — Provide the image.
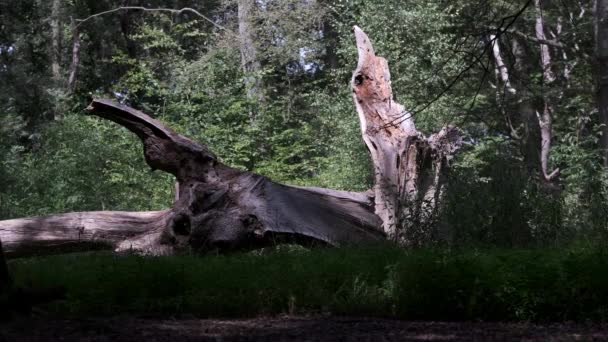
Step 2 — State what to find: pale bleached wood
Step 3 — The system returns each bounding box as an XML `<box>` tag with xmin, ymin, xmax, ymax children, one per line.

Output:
<box><xmin>351</xmin><ymin>26</ymin><xmax>460</xmax><ymax>244</ymax></box>
<box><xmin>0</xmin><ymin>211</ymin><xmax>170</xmax><ymax>256</ymax></box>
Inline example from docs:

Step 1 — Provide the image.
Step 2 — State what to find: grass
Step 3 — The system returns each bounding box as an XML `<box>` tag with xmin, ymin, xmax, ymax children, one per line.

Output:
<box><xmin>7</xmin><ymin>244</ymin><xmax>608</xmax><ymax>322</ymax></box>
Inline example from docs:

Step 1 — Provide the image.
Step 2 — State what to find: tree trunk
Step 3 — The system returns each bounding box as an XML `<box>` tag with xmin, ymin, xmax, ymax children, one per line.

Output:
<box><xmin>67</xmin><ymin>18</ymin><xmax>81</xmax><ymax>93</ymax></box>
<box><xmin>1</xmin><ymin>211</ymin><xmax>171</xmax><ymax>256</ymax></box>
<box><xmin>511</xmin><ymin>38</ymin><xmax>543</xmax><ymax>176</ymax></box>
<box><xmin>0</xmin><ymin>238</ymin><xmax>10</xmax><ymax>292</ymax></box>
<box><xmin>50</xmin><ymin>0</ymin><xmax>62</xmax><ymax>82</ymax></box>
<box><xmin>0</xmin><ymin>27</ymin><xmax>458</xmax><ymax>254</ymax></box>
<box><xmin>534</xmin><ymin>0</ymin><xmax>559</xmax><ymax>182</ymax></box>
<box><xmin>489</xmin><ymin>34</ymin><xmax>516</xmax><ymax>95</ymax></box>
<box><xmin>596</xmin><ymin>0</ymin><xmax>608</xmax><ymax>167</ymax></box>
<box><xmin>238</xmin><ymin>0</ymin><xmax>263</xmax><ymax>120</ymax></box>
<box><xmin>120</xmin><ymin>11</ymin><xmax>138</xmax><ymax>59</ymax></box>
<box><xmin>351</xmin><ymin>27</ymin><xmax>461</xmax><ymax>245</ymax></box>
<box><xmin>323</xmin><ymin>18</ymin><xmax>339</xmax><ymax>70</ymax></box>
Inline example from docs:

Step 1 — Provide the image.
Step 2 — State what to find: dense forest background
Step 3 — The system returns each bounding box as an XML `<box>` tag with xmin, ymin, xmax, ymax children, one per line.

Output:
<box><xmin>1</xmin><ymin>0</ymin><xmax>606</xmax><ymax>248</ymax></box>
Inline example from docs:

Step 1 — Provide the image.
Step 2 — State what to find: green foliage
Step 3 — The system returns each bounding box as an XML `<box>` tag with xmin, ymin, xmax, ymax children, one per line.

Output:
<box><xmin>393</xmin><ymin>247</ymin><xmax>608</xmax><ymax>321</ymax></box>
<box><xmin>444</xmin><ymin>138</ymin><xmax>565</xmax><ymax>247</ymax></box>
<box><xmin>0</xmin><ymin>114</ymin><xmax>173</xmax><ymax>218</ymax></box>
<box><xmin>1</xmin><ymin>0</ymin><xmax>608</xmax><ymax>248</ymax></box>
<box><xmin>9</xmin><ymin>246</ymin><xmax>608</xmax><ymax>321</ymax></box>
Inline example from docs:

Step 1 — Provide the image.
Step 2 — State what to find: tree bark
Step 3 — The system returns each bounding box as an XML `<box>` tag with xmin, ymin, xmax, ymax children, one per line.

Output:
<box><xmin>596</xmin><ymin>0</ymin><xmax>608</xmax><ymax>167</ymax></box>
<box><xmin>351</xmin><ymin>27</ymin><xmax>461</xmax><ymax>245</ymax></box>
<box><xmin>0</xmin><ymin>211</ymin><xmax>171</xmax><ymax>256</ymax></box>
<box><xmin>511</xmin><ymin>38</ymin><xmax>543</xmax><ymax>176</ymax></box>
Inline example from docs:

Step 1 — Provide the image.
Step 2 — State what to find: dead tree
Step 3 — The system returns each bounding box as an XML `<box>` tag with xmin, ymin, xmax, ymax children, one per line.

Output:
<box><xmin>352</xmin><ymin>27</ymin><xmax>461</xmax><ymax>245</ymax></box>
<box><xmin>0</xmin><ymin>238</ymin><xmax>9</xmax><ymax>292</ymax></box>
<box><xmin>0</xmin><ymin>27</ymin><xmax>459</xmax><ymax>255</ymax></box>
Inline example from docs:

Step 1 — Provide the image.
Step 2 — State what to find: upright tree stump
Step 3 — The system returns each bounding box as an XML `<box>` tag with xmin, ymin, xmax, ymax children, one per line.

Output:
<box><xmin>351</xmin><ymin>27</ymin><xmax>460</xmax><ymax>245</ymax></box>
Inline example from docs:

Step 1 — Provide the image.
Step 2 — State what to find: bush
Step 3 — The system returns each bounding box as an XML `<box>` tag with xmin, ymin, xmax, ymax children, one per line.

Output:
<box><xmin>9</xmin><ymin>246</ymin><xmax>608</xmax><ymax>321</ymax></box>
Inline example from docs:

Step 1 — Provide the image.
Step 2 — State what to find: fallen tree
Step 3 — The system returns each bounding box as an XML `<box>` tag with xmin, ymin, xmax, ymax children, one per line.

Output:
<box><xmin>0</xmin><ymin>27</ymin><xmax>460</xmax><ymax>256</ymax></box>
<box><xmin>0</xmin><ymin>238</ymin><xmax>9</xmax><ymax>290</ymax></box>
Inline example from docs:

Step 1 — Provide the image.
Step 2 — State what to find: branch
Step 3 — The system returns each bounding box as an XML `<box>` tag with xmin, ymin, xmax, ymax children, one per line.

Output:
<box><xmin>390</xmin><ymin>0</ymin><xmax>534</xmax><ymax>126</ymax></box>
<box><xmin>75</xmin><ymin>6</ymin><xmax>233</xmax><ymax>35</ymax></box>
<box><xmin>86</xmin><ymin>99</ymin><xmax>216</xmax><ymax>177</ymax></box>
<box><xmin>0</xmin><ymin>211</ymin><xmax>171</xmax><ymax>256</ymax></box>
<box><xmin>501</xmin><ymin>27</ymin><xmax>566</xmax><ymax>49</ymax></box>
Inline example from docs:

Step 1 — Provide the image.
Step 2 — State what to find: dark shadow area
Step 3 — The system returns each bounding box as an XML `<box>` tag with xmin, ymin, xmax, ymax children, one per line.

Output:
<box><xmin>2</xmin><ymin>316</ymin><xmax>608</xmax><ymax>342</ymax></box>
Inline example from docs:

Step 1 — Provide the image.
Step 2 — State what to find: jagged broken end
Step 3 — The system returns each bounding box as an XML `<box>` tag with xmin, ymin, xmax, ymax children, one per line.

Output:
<box><xmin>354</xmin><ymin>25</ymin><xmax>376</xmax><ymax>70</ymax></box>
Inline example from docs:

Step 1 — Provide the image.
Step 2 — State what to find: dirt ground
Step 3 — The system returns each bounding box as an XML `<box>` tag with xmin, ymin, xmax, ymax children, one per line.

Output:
<box><xmin>2</xmin><ymin>316</ymin><xmax>608</xmax><ymax>341</ymax></box>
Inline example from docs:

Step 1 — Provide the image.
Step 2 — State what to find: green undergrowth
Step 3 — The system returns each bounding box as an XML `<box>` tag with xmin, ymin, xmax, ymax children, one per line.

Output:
<box><xmin>8</xmin><ymin>244</ymin><xmax>608</xmax><ymax>322</ymax></box>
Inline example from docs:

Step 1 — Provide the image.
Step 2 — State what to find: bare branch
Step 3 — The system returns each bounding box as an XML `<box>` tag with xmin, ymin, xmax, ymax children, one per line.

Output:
<box><xmin>75</xmin><ymin>6</ymin><xmax>233</xmax><ymax>35</ymax></box>
<box><xmin>503</xmin><ymin>28</ymin><xmax>566</xmax><ymax>49</ymax></box>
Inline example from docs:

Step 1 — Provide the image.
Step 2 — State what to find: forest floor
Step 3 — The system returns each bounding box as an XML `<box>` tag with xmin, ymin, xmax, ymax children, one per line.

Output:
<box><xmin>2</xmin><ymin>315</ymin><xmax>608</xmax><ymax>341</ymax></box>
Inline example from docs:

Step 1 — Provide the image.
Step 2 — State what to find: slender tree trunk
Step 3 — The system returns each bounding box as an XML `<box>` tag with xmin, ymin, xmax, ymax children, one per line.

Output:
<box><xmin>489</xmin><ymin>34</ymin><xmax>520</xmax><ymax>140</ymax></box>
<box><xmin>238</xmin><ymin>0</ymin><xmax>263</xmax><ymax>120</ymax></box>
<box><xmin>511</xmin><ymin>38</ymin><xmax>543</xmax><ymax>176</ymax></box>
<box><xmin>67</xmin><ymin>18</ymin><xmax>81</xmax><ymax>93</ymax></box>
<box><xmin>323</xmin><ymin>19</ymin><xmax>339</xmax><ymax>70</ymax></box>
<box><xmin>50</xmin><ymin>0</ymin><xmax>62</xmax><ymax>81</ymax></box>
<box><xmin>490</xmin><ymin>34</ymin><xmax>516</xmax><ymax>95</ymax></box>
<box><xmin>596</xmin><ymin>0</ymin><xmax>608</xmax><ymax>167</ymax></box>
<box><xmin>534</xmin><ymin>0</ymin><xmax>559</xmax><ymax>182</ymax></box>
<box><xmin>120</xmin><ymin>11</ymin><xmax>137</xmax><ymax>58</ymax></box>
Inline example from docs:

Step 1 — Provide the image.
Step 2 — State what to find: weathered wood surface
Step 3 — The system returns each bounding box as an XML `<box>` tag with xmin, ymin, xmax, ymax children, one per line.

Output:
<box><xmin>0</xmin><ymin>99</ymin><xmax>384</xmax><ymax>255</ymax></box>
<box><xmin>0</xmin><ymin>211</ymin><xmax>170</xmax><ymax>256</ymax></box>
<box><xmin>351</xmin><ymin>26</ymin><xmax>460</xmax><ymax>245</ymax></box>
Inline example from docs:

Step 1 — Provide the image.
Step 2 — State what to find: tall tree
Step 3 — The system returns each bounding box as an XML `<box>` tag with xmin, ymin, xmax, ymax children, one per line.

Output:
<box><xmin>50</xmin><ymin>0</ymin><xmax>62</xmax><ymax>82</ymax></box>
<box><xmin>238</xmin><ymin>0</ymin><xmax>263</xmax><ymax>120</ymax></box>
<box><xmin>597</xmin><ymin>0</ymin><xmax>608</xmax><ymax>166</ymax></box>
<box><xmin>0</xmin><ymin>239</ymin><xmax>10</xmax><ymax>293</ymax></box>
<box><xmin>533</xmin><ymin>0</ymin><xmax>559</xmax><ymax>182</ymax></box>
<box><xmin>67</xmin><ymin>18</ymin><xmax>81</xmax><ymax>93</ymax></box>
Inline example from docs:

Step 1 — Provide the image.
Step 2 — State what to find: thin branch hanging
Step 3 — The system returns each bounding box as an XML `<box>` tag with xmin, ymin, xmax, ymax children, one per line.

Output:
<box><xmin>74</xmin><ymin>6</ymin><xmax>235</xmax><ymax>36</ymax></box>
